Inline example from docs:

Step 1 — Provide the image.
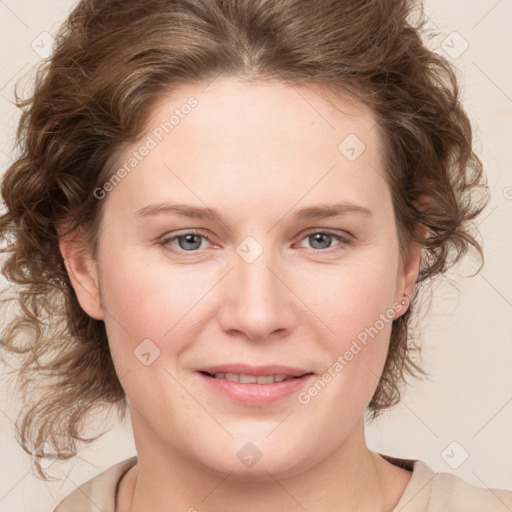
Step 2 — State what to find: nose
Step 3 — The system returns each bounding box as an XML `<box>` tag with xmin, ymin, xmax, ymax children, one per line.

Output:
<box><xmin>216</xmin><ymin>241</ymin><xmax>295</xmax><ymax>342</ymax></box>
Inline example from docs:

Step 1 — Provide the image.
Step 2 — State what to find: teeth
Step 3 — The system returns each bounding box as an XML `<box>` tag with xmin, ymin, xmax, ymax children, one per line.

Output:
<box><xmin>239</xmin><ymin>374</ymin><xmax>257</xmax><ymax>383</ymax></box>
<box><xmin>212</xmin><ymin>373</ymin><xmax>293</xmax><ymax>384</ymax></box>
<box><xmin>255</xmin><ymin>375</ymin><xmax>275</xmax><ymax>384</ymax></box>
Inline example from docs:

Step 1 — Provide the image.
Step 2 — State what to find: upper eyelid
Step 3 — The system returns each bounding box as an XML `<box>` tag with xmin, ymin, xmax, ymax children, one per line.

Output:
<box><xmin>299</xmin><ymin>228</ymin><xmax>352</xmax><ymax>240</ymax></box>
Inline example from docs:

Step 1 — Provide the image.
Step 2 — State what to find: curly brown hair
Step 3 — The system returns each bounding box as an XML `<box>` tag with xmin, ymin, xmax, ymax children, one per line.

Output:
<box><xmin>0</xmin><ymin>0</ymin><xmax>487</xmax><ymax>479</ymax></box>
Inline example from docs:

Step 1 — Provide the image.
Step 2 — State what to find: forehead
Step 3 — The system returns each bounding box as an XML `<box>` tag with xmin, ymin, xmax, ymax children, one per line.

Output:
<box><xmin>146</xmin><ymin>76</ymin><xmax>379</xmax><ymax>153</ymax></box>
<box><xmin>104</xmin><ymin>76</ymin><xmax>390</xmax><ymax>221</ymax></box>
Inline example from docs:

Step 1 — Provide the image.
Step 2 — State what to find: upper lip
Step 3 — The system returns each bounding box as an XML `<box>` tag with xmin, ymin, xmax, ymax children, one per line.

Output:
<box><xmin>197</xmin><ymin>364</ymin><xmax>312</xmax><ymax>377</ymax></box>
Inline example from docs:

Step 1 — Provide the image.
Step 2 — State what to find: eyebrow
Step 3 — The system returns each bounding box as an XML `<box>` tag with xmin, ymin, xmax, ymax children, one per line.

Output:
<box><xmin>135</xmin><ymin>201</ymin><xmax>372</xmax><ymax>223</ymax></box>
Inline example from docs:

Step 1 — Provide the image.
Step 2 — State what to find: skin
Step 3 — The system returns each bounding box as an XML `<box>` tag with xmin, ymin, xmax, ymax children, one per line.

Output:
<box><xmin>60</xmin><ymin>76</ymin><xmax>422</xmax><ymax>512</ymax></box>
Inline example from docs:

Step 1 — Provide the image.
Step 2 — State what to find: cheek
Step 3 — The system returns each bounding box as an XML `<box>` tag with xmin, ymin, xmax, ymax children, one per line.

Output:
<box><xmin>301</xmin><ymin>254</ymin><xmax>398</xmax><ymax>396</ymax></box>
<box><xmin>305</xmin><ymin>255</ymin><xmax>398</xmax><ymax>342</ymax></box>
<box><xmin>97</xmin><ymin>255</ymin><xmax>180</xmax><ymax>362</ymax></box>
<box><xmin>97</xmin><ymin>257</ymin><xmax>208</xmax><ymax>418</ymax></box>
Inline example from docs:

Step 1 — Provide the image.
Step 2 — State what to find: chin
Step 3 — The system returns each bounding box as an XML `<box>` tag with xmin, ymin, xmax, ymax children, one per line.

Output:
<box><xmin>189</xmin><ymin>433</ymin><xmax>317</xmax><ymax>481</ymax></box>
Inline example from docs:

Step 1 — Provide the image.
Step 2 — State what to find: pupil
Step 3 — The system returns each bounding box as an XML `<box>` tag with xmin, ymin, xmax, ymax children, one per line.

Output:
<box><xmin>179</xmin><ymin>234</ymin><xmax>201</xmax><ymax>250</ymax></box>
<box><xmin>310</xmin><ymin>233</ymin><xmax>331</xmax><ymax>249</ymax></box>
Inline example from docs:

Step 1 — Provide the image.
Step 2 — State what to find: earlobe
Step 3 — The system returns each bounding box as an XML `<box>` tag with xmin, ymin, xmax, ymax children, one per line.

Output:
<box><xmin>59</xmin><ymin>235</ymin><xmax>104</xmax><ymax>320</ymax></box>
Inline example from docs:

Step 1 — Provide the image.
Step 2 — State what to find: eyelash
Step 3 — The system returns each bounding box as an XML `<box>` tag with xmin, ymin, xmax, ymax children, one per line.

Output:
<box><xmin>159</xmin><ymin>229</ymin><xmax>352</xmax><ymax>255</ymax></box>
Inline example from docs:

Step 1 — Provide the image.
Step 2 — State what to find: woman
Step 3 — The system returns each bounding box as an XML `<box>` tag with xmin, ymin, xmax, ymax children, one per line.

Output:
<box><xmin>1</xmin><ymin>0</ymin><xmax>510</xmax><ymax>511</ymax></box>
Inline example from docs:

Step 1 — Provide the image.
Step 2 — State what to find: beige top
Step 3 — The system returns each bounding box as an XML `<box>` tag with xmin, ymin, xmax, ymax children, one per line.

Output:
<box><xmin>53</xmin><ymin>454</ymin><xmax>512</xmax><ymax>511</ymax></box>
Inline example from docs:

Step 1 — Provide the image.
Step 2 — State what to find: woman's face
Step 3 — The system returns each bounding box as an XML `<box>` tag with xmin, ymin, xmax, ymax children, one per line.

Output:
<box><xmin>67</xmin><ymin>77</ymin><xmax>420</xmax><ymax>478</ymax></box>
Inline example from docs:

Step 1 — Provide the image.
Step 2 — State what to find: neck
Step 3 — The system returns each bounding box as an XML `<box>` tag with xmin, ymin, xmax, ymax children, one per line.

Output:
<box><xmin>118</xmin><ymin>416</ymin><xmax>410</xmax><ymax>512</ymax></box>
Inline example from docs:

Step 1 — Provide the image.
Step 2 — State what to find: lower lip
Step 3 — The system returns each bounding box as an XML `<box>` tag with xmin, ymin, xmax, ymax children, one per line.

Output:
<box><xmin>198</xmin><ymin>373</ymin><xmax>315</xmax><ymax>406</ymax></box>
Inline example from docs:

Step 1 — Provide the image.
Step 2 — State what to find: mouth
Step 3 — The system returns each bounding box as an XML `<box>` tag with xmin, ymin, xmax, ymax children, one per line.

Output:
<box><xmin>198</xmin><ymin>371</ymin><xmax>309</xmax><ymax>384</ymax></box>
<box><xmin>196</xmin><ymin>364</ymin><xmax>315</xmax><ymax>405</ymax></box>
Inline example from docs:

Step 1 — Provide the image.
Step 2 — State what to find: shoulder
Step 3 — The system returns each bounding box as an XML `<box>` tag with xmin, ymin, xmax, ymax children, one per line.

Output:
<box><xmin>53</xmin><ymin>456</ymin><xmax>137</xmax><ymax>512</ymax></box>
<box><xmin>429</xmin><ymin>466</ymin><xmax>512</xmax><ymax>512</ymax></box>
<box><xmin>388</xmin><ymin>456</ymin><xmax>512</xmax><ymax>512</ymax></box>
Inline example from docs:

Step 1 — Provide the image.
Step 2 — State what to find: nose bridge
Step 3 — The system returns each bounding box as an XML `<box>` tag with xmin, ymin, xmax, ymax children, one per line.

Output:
<box><xmin>220</xmin><ymin>235</ymin><xmax>291</xmax><ymax>340</ymax></box>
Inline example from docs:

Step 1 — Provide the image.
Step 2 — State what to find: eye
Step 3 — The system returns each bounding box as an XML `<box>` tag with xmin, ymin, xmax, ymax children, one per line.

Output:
<box><xmin>160</xmin><ymin>230</ymin><xmax>213</xmax><ymax>253</ymax></box>
<box><xmin>159</xmin><ymin>229</ymin><xmax>352</xmax><ymax>255</ymax></box>
<box><xmin>297</xmin><ymin>230</ymin><xmax>351</xmax><ymax>253</ymax></box>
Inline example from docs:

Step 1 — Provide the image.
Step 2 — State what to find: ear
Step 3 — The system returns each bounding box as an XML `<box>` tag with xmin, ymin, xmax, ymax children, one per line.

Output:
<box><xmin>59</xmin><ymin>231</ymin><xmax>104</xmax><ymax>320</ymax></box>
<box><xmin>395</xmin><ymin>222</ymin><xmax>428</xmax><ymax>311</ymax></box>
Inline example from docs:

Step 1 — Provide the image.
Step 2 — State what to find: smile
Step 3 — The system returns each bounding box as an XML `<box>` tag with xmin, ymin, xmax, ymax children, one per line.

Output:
<box><xmin>196</xmin><ymin>365</ymin><xmax>314</xmax><ymax>405</ymax></box>
<box><xmin>203</xmin><ymin>372</ymin><xmax>300</xmax><ymax>384</ymax></box>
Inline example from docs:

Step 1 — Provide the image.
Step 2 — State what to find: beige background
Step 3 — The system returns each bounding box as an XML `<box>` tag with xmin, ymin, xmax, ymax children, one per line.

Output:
<box><xmin>0</xmin><ymin>0</ymin><xmax>511</xmax><ymax>510</ymax></box>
